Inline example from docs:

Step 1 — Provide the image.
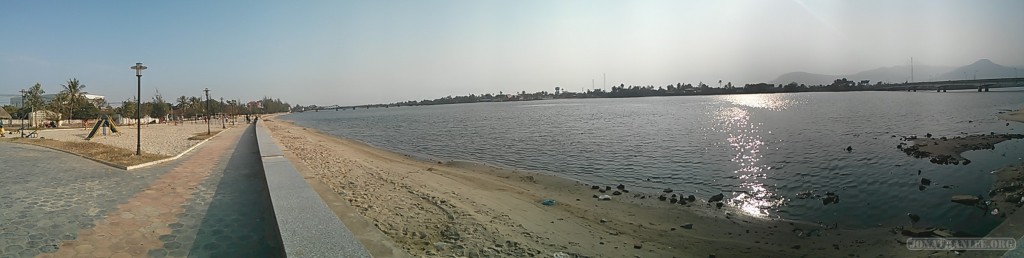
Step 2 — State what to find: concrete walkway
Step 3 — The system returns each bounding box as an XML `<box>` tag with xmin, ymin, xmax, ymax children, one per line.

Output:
<box><xmin>0</xmin><ymin>124</ymin><xmax>282</xmax><ymax>258</ymax></box>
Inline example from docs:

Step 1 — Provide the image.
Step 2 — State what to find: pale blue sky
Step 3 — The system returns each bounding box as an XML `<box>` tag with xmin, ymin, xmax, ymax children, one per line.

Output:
<box><xmin>1</xmin><ymin>0</ymin><xmax>1022</xmax><ymax>106</ymax></box>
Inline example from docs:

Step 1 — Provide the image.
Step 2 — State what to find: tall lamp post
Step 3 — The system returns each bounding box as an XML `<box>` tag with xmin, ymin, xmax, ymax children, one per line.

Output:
<box><xmin>19</xmin><ymin>89</ymin><xmax>27</xmax><ymax>135</ymax></box>
<box><xmin>204</xmin><ymin>88</ymin><xmax>211</xmax><ymax>135</ymax></box>
<box><xmin>131</xmin><ymin>63</ymin><xmax>147</xmax><ymax>156</ymax></box>
<box><xmin>220</xmin><ymin>97</ymin><xmax>226</xmax><ymax>129</ymax></box>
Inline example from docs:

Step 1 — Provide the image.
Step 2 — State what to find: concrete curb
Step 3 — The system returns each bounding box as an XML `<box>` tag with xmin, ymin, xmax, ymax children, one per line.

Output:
<box><xmin>125</xmin><ymin>128</ymin><xmax>227</xmax><ymax>170</ymax></box>
<box><xmin>254</xmin><ymin>121</ymin><xmax>373</xmax><ymax>258</ymax></box>
<box><xmin>9</xmin><ymin>143</ymin><xmax>131</xmax><ymax>170</ymax></box>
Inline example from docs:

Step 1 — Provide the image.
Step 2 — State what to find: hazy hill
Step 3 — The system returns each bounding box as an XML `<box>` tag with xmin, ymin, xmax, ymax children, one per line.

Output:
<box><xmin>932</xmin><ymin>59</ymin><xmax>1022</xmax><ymax>81</ymax></box>
<box><xmin>771</xmin><ymin>59</ymin><xmax>1020</xmax><ymax>86</ymax></box>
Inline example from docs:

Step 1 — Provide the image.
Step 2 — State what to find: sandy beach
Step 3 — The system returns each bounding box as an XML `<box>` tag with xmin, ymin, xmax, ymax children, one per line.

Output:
<box><xmin>260</xmin><ymin>117</ymin><xmax>946</xmax><ymax>257</ymax></box>
<box><xmin>1000</xmin><ymin>109</ymin><xmax>1024</xmax><ymax>123</ymax></box>
<box><xmin>34</xmin><ymin>122</ymin><xmax>225</xmax><ymax>156</ymax></box>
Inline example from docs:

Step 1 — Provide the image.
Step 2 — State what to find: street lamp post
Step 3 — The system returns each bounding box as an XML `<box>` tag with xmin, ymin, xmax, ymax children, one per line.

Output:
<box><xmin>204</xmin><ymin>88</ymin><xmax>211</xmax><ymax>135</ymax></box>
<box><xmin>19</xmin><ymin>89</ymin><xmax>27</xmax><ymax>136</ymax></box>
<box><xmin>220</xmin><ymin>97</ymin><xmax>226</xmax><ymax>129</ymax></box>
<box><xmin>131</xmin><ymin>63</ymin><xmax>147</xmax><ymax>156</ymax></box>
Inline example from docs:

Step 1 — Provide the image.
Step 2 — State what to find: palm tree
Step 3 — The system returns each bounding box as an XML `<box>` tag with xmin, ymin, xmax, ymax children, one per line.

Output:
<box><xmin>176</xmin><ymin>95</ymin><xmax>188</xmax><ymax>120</ymax></box>
<box><xmin>188</xmin><ymin>96</ymin><xmax>203</xmax><ymax>121</ymax></box>
<box><xmin>62</xmin><ymin>78</ymin><xmax>86</xmax><ymax>124</ymax></box>
<box><xmin>48</xmin><ymin>91</ymin><xmax>70</xmax><ymax>125</ymax></box>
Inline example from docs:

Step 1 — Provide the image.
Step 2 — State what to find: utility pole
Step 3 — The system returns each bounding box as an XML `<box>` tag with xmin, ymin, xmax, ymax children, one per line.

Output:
<box><xmin>603</xmin><ymin>73</ymin><xmax>606</xmax><ymax>91</ymax></box>
<box><xmin>911</xmin><ymin>57</ymin><xmax>914</xmax><ymax>83</ymax></box>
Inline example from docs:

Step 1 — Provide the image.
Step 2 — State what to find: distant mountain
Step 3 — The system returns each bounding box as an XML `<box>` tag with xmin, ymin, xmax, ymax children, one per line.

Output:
<box><xmin>772</xmin><ymin>72</ymin><xmax>841</xmax><ymax>86</ymax></box>
<box><xmin>771</xmin><ymin>59</ymin><xmax>1020</xmax><ymax>86</ymax></box>
<box><xmin>932</xmin><ymin>59</ymin><xmax>1022</xmax><ymax>81</ymax></box>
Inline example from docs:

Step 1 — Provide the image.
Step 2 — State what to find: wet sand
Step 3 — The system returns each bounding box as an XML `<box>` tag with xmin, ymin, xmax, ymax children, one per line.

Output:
<box><xmin>261</xmin><ymin>116</ymin><xmax>938</xmax><ymax>257</ymax></box>
<box><xmin>1000</xmin><ymin>109</ymin><xmax>1024</xmax><ymax>123</ymax></box>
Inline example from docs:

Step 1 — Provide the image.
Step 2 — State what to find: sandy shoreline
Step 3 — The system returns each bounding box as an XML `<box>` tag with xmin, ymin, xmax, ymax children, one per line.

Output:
<box><xmin>261</xmin><ymin>116</ymin><xmax>950</xmax><ymax>257</ymax></box>
<box><xmin>1000</xmin><ymin>109</ymin><xmax>1024</xmax><ymax>123</ymax></box>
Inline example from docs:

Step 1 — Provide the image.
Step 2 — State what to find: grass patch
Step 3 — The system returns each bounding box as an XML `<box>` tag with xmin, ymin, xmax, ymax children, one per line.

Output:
<box><xmin>1</xmin><ymin>137</ymin><xmax>168</xmax><ymax>167</ymax></box>
<box><xmin>187</xmin><ymin>131</ymin><xmax>220</xmax><ymax>141</ymax></box>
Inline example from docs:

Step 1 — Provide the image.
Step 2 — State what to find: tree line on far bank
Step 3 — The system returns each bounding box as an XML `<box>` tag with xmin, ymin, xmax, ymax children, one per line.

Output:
<box><xmin>371</xmin><ymin>78</ymin><xmax>878</xmax><ymax>107</ymax></box>
<box><xmin>3</xmin><ymin>79</ymin><xmax>292</xmax><ymax>126</ymax></box>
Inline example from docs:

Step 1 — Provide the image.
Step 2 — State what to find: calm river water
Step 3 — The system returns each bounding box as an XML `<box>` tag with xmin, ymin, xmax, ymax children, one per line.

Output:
<box><xmin>284</xmin><ymin>89</ymin><xmax>1024</xmax><ymax>235</ymax></box>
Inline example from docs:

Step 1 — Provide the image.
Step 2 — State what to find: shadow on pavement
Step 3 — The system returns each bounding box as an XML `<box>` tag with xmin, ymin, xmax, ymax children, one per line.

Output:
<box><xmin>151</xmin><ymin>124</ymin><xmax>284</xmax><ymax>257</ymax></box>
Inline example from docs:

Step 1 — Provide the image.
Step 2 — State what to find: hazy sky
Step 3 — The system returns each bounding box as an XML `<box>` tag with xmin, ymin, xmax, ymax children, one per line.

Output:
<box><xmin>2</xmin><ymin>0</ymin><xmax>1022</xmax><ymax>106</ymax></box>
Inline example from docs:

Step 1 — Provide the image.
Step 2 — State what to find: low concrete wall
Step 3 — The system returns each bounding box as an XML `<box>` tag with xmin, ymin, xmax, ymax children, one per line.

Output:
<box><xmin>254</xmin><ymin>121</ymin><xmax>372</xmax><ymax>258</ymax></box>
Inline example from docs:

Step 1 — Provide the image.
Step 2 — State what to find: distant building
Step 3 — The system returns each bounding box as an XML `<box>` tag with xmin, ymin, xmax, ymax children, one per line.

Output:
<box><xmin>555</xmin><ymin>87</ymin><xmax>561</xmax><ymax>95</ymax></box>
<box><xmin>9</xmin><ymin>93</ymin><xmax>105</xmax><ymax>108</ymax></box>
<box><xmin>28</xmin><ymin>110</ymin><xmax>62</xmax><ymax>127</ymax></box>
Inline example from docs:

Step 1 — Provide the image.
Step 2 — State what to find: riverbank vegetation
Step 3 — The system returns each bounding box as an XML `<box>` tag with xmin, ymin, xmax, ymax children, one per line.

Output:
<box><xmin>3</xmin><ymin>79</ymin><xmax>292</xmax><ymax>127</ymax></box>
<box><xmin>293</xmin><ymin>78</ymin><xmax>911</xmax><ymax>111</ymax></box>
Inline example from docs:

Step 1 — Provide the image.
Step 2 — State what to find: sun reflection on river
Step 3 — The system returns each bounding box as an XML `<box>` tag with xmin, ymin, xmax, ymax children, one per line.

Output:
<box><xmin>716</xmin><ymin>105</ymin><xmax>784</xmax><ymax>218</ymax></box>
<box><xmin>719</xmin><ymin>93</ymin><xmax>802</xmax><ymax>111</ymax></box>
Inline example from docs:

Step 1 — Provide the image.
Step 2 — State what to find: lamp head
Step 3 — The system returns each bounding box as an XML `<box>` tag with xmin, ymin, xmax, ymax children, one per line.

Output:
<box><xmin>131</xmin><ymin>62</ymin><xmax>147</xmax><ymax>76</ymax></box>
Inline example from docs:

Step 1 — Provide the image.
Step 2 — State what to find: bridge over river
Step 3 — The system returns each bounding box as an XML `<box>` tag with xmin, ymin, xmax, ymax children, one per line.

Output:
<box><xmin>879</xmin><ymin>77</ymin><xmax>1024</xmax><ymax>92</ymax></box>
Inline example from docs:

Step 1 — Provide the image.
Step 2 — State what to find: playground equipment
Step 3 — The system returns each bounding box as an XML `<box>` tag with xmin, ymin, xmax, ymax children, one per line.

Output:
<box><xmin>85</xmin><ymin>115</ymin><xmax>120</xmax><ymax>140</ymax></box>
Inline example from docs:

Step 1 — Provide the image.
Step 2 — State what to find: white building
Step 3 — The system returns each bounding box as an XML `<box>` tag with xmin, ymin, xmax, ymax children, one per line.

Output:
<box><xmin>9</xmin><ymin>93</ymin><xmax>105</xmax><ymax>108</ymax></box>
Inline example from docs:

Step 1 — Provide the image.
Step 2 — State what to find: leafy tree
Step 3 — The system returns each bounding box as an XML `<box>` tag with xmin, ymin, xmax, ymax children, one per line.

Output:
<box><xmin>89</xmin><ymin>98</ymin><xmax>110</xmax><ymax>110</ymax></box>
<box><xmin>189</xmin><ymin>96</ymin><xmax>204</xmax><ymax>117</ymax></box>
<box><xmin>139</xmin><ymin>102</ymin><xmax>154</xmax><ymax>119</ymax></box>
<box><xmin>72</xmin><ymin>103</ymin><xmax>99</xmax><ymax>120</ymax></box>
<box><xmin>150</xmin><ymin>93</ymin><xmax>169</xmax><ymax>120</ymax></box>
<box><xmin>118</xmin><ymin>99</ymin><xmax>137</xmax><ymax>119</ymax></box>
<box><xmin>26</xmin><ymin>83</ymin><xmax>46</xmax><ymax>111</ymax></box>
<box><xmin>3</xmin><ymin>105</ymin><xmax>19</xmax><ymax>121</ymax></box>
<box><xmin>47</xmin><ymin>91</ymin><xmax>71</xmax><ymax>123</ymax></box>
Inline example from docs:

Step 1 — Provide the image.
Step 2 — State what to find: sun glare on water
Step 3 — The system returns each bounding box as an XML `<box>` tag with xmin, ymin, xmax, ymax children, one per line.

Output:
<box><xmin>715</xmin><ymin>101</ymin><xmax>787</xmax><ymax>218</ymax></box>
<box><xmin>719</xmin><ymin>94</ymin><xmax>802</xmax><ymax>111</ymax></box>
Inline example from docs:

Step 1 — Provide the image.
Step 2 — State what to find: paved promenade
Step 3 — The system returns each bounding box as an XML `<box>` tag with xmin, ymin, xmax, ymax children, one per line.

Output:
<box><xmin>0</xmin><ymin>124</ymin><xmax>282</xmax><ymax>258</ymax></box>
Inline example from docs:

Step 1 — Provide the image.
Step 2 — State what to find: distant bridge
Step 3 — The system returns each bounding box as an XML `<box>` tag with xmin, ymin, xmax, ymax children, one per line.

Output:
<box><xmin>303</xmin><ymin>104</ymin><xmax>398</xmax><ymax>112</ymax></box>
<box><xmin>877</xmin><ymin>77</ymin><xmax>1024</xmax><ymax>92</ymax></box>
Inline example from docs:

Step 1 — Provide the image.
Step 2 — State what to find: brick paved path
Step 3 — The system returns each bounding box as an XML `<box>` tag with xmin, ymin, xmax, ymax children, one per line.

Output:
<box><xmin>0</xmin><ymin>124</ymin><xmax>281</xmax><ymax>258</ymax></box>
